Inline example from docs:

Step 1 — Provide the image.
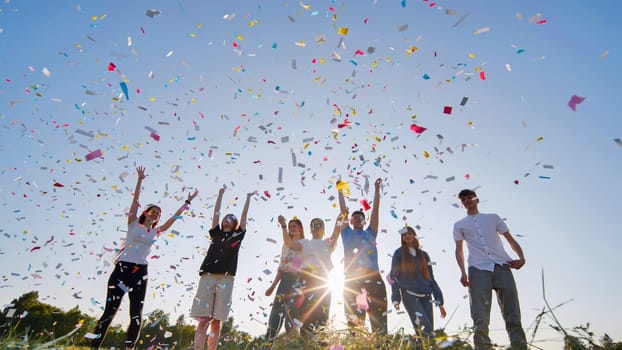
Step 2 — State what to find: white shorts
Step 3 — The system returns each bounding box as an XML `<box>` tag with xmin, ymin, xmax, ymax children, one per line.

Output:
<box><xmin>190</xmin><ymin>273</ymin><xmax>235</xmax><ymax>321</ymax></box>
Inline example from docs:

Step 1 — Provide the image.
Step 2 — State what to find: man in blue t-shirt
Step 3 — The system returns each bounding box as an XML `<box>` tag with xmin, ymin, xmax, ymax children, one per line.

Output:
<box><xmin>337</xmin><ymin>177</ymin><xmax>387</xmax><ymax>335</ymax></box>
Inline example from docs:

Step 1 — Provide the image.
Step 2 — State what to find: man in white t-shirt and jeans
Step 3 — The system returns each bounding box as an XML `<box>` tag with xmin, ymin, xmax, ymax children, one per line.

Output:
<box><xmin>453</xmin><ymin>189</ymin><xmax>527</xmax><ymax>350</ymax></box>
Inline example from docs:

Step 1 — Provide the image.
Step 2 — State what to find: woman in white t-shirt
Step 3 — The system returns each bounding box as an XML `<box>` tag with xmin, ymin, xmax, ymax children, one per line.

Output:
<box><xmin>90</xmin><ymin>166</ymin><xmax>197</xmax><ymax>350</ymax></box>
<box><xmin>279</xmin><ymin>212</ymin><xmax>347</xmax><ymax>334</ymax></box>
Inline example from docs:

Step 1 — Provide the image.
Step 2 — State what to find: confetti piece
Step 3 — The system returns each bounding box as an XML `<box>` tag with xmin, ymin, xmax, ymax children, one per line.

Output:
<box><xmin>422</xmin><ymin>73</ymin><xmax>430</xmax><ymax>80</ymax></box>
<box><xmin>31</xmin><ymin>246</ymin><xmax>41</xmax><ymax>252</ymax></box>
<box><xmin>479</xmin><ymin>71</ymin><xmax>486</xmax><ymax>80</ymax></box>
<box><xmin>150</xmin><ymin>132</ymin><xmax>160</xmax><ymax>141</ymax></box>
<box><xmin>360</xmin><ymin>199</ymin><xmax>371</xmax><ymax>211</ymax></box>
<box><xmin>42</xmin><ymin>67</ymin><xmax>52</xmax><ymax>77</ymax></box>
<box><xmin>599</xmin><ymin>50</ymin><xmax>609</xmax><ymax>59</ymax></box>
<box><xmin>460</xmin><ymin>97</ymin><xmax>469</xmax><ymax>106</ymax></box>
<box><xmin>107</xmin><ymin>62</ymin><xmax>116</xmax><ymax>71</ymax></box>
<box><xmin>397</xmin><ymin>24</ymin><xmax>408</xmax><ymax>32</ymax></box>
<box><xmin>410</xmin><ymin>123</ymin><xmax>427</xmax><ymax>134</ymax></box>
<box><xmin>614</xmin><ymin>138</ymin><xmax>622</xmax><ymax>147</ymax></box>
<box><xmin>337</xmin><ymin>27</ymin><xmax>349</xmax><ymax>35</ymax></box>
<box><xmin>85</xmin><ymin>149</ymin><xmax>103</xmax><ymax>161</ymax></box>
<box><xmin>443</xmin><ymin>106</ymin><xmax>453</xmax><ymax>115</ymax></box>
<box><xmin>336</xmin><ymin>180</ymin><xmax>350</xmax><ymax>196</ymax></box>
<box><xmin>474</xmin><ymin>26</ymin><xmax>490</xmax><ymax>35</ymax></box>
<box><xmin>120</xmin><ymin>82</ymin><xmax>129</xmax><ymax>100</ymax></box>
<box><xmin>53</xmin><ymin>182</ymin><xmax>64</xmax><ymax>187</ymax></box>
<box><xmin>568</xmin><ymin>95</ymin><xmax>586</xmax><ymax>111</ymax></box>
<box><xmin>146</xmin><ymin>9</ymin><xmax>161</xmax><ymax>18</ymax></box>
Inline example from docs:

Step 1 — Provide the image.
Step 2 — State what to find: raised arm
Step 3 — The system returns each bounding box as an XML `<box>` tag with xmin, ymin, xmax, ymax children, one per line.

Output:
<box><xmin>279</xmin><ymin>215</ymin><xmax>301</xmax><ymax>251</ymax></box>
<box><xmin>369</xmin><ymin>178</ymin><xmax>382</xmax><ymax>235</ymax></box>
<box><xmin>328</xmin><ymin>211</ymin><xmax>348</xmax><ymax>252</ymax></box>
<box><xmin>238</xmin><ymin>191</ymin><xmax>256</xmax><ymax>231</ymax></box>
<box><xmin>501</xmin><ymin>232</ymin><xmax>526</xmax><ymax>269</ymax></box>
<box><xmin>212</xmin><ymin>188</ymin><xmax>225</xmax><ymax>229</ymax></box>
<box><xmin>158</xmin><ymin>189</ymin><xmax>199</xmax><ymax>232</ymax></box>
<box><xmin>455</xmin><ymin>239</ymin><xmax>469</xmax><ymax>287</ymax></box>
<box><xmin>337</xmin><ymin>181</ymin><xmax>348</xmax><ymax>217</ymax></box>
<box><xmin>128</xmin><ymin>166</ymin><xmax>147</xmax><ymax>225</ymax></box>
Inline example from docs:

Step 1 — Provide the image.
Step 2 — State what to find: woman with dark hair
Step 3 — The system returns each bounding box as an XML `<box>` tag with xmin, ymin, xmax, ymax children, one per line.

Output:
<box><xmin>389</xmin><ymin>226</ymin><xmax>446</xmax><ymax>338</ymax></box>
<box><xmin>264</xmin><ymin>216</ymin><xmax>305</xmax><ymax>340</ymax></box>
<box><xmin>190</xmin><ymin>187</ymin><xmax>255</xmax><ymax>350</ymax></box>
<box><xmin>91</xmin><ymin>166</ymin><xmax>198</xmax><ymax>349</ymax></box>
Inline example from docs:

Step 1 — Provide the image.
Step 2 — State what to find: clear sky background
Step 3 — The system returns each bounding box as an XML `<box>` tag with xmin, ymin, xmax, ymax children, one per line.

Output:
<box><xmin>1</xmin><ymin>1</ymin><xmax>620</xmax><ymax>349</ymax></box>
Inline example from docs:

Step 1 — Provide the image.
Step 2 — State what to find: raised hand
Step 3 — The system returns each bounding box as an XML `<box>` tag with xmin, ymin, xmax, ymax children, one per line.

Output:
<box><xmin>136</xmin><ymin>166</ymin><xmax>147</xmax><ymax>180</ymax></box>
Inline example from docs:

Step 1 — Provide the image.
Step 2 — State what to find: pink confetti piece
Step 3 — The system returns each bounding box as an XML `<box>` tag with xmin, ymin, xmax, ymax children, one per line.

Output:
<box><xmin>479</xmin><ymin>71</ymin><xmax>486</xmax><ymax>80</ymax></box>
<box><xmin>85</xmin><ymin>149</ymin><xmax>103</xmax><ymax>161</ymax></box>
<box><xmin>150</xmin><ymin>132</ymin><xmax>160</xmax><ymax>141</ymax></box>
<box><xmin>568</xmin><ymin>95</ymin><xmax>586</xmax><ymax>111</ymax></box>
<box><xmin>410</xmin><ymin>123</ymin><xmax>427</xmax><ymax>134</ymax></box>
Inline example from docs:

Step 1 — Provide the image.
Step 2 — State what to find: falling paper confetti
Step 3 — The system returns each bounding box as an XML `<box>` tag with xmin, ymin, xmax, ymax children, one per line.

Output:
<box><xmin>568</xmin><ymin>95</ymin><xmax>586</xmax><ymax>111</ymax></box>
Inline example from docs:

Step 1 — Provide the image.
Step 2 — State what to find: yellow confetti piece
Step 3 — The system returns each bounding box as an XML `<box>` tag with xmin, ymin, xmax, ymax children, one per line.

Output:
<box><xmin>468</xmin><ymin>53</ymin><xmax>476</xmax><ymax>58</ymax></box>
<box><xmin>236</xmin><ymin>34</ymin><xmax>245</xmax><ymax>41</ymax></box>
<box><xmin>338</xmin><ymin>27</ymin><xmax>349</xmax><ymax>35</ymax></box>
<box><xmin>295</xmin><ymin>40</ymin><xmax>306</xmax><ymax>47</ymax></box>
<box><xmin>537</xmin><ymin>136</ymin><xmax>544</xmax><ymax>141</ymax></box>
<box><xmin>336</xmin><ymin>180</ymin><xmax>351</xmax><ymax>197</ymax></box>
<box><xmin>300</xmin><ymin>2</ymin><xmax>311</xmax><ymax>10</ymax></box>
<box><xmin>189</xmin><ymin>33</ymin><xmax>197</xmax><ymax>37</ymax></box>
<box><xmin>91</xmin><ymin>15</ymin><xmax>98</xmax><ymax>21</ymax></box>
<box><xmin>319</xmin><ymin>57</ymin><xmax>326</xmax><ymax>64</ymax></box>
<box><xmin>149</xmin><ymin>97</ymin><xmax>157</xmax><ymax>101</ymax></box>
<box><xmin>423</xmin><ymin>151</ymin><xmax>430</xmax><ymax>158</ymax></box>
<box><xmin>197</xmin><ymin>23</ymin><xmax>202</xmax><ymax>29</ymax></box>
<box><xmin>372</xmin><ymin>60</ymin><xmax>378</xmax><ymax>68</ymax></box>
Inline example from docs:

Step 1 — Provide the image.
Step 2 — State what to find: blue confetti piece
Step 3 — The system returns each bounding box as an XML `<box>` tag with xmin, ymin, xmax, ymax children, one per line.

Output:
<box><xmin>422</xmin><ymin>74</ymin><xmax>430</xmax><ymax>80</ymax></box>
<box><xmin>401</xmin><ymin>0</ymin><xmax>407</xmax><ymax>8</ymax></box>
<box><xmin>120</xmin><ymin>82</ymin><xmax>129</xmax><ymax>100</ymax></box>
<box><xmin>390</xmin><ymin>209</ymin><xmax>398</xmax><ymax>219</ymax></box>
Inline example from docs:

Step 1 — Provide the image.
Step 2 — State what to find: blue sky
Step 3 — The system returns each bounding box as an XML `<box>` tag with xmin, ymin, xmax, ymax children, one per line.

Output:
<box><xmin>1</xmin><ymin>1</ymin><xmax>620</xmax><ymax>348</ymax></box>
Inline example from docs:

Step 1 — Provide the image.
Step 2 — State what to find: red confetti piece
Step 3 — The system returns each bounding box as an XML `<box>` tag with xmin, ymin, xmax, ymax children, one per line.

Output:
<box><xmin>354</xmin><ymin>49</ymin><xmax>364</xmax><ymax>56</ymax></box>
<box><xmin>443</xmin><ymin>106</ymin><xmax>453</xmax><ymax>115</ymax></box>
<box><xmin>514</xmin><ymin>180</ymin><xmax>519</xmax><ymax>185</ymax></box>
<box><xmin>53</xmin><ymin>182</ymin><xmax>64</xmax><ymax>187</ymax></box>
<box><xmin>107</xmin><ymin>62</ymin><xmax>116</xmax><ymax>71</ymax></box>
<box><xmin>479</xmin><ymin>71</ymin><xmax>486</xmax><ymax>80</ymax></box>
<box><xmin>150</xmin><ymin>132</ymin><xmax>160</xmax><ymax>141</ymax></box>
<box><xmin>360</xmin><ymin>199</ymin><xmax>371</xmax><ymax>211</ymax></box>
<box><xmin>31</xmin><ymin>246</ymin><xmax>41</xmax><ymax>252</ymax></box>
<box><xmin>536</xmin><ymin>19</ymin><xmax>547</xmax><ymax>25</ymax></box>
<box><xmin>263</xmin><ymin>190</ymin><xmax>271</xmax><ymax>198</ymax></box>
<box><xmin>409</xmin><ymin>123</ymin><xmax>427</xmax><ymax>134</ymax></box>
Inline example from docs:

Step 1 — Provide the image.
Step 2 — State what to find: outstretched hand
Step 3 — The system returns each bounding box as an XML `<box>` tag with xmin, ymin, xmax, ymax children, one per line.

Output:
<box><xmin>277</xmin><ymin>215</ymin><xmax>287</xmax><ymax>228</ymax></box>
<box><xmin>187</xmin><ymin>189</ymin><xmax>199</xmax><ymax>202</ymax></box>
<box><xmin>136</xmin><ymin>166</ymin><xmax>147</xmax><ymax>180</ymax></box>
<box><xmin>374</xmin><ymin>178</ymin><xmax>382</xmax><ymax>191</ymax></box>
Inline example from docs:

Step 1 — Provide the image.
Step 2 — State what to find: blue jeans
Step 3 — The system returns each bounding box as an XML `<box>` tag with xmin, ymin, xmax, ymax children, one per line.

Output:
<box><xmin>468</xmin><ymin>265</ymin><xmax>527</xmax><ymax>350</ymax></box>
<box><xmin>401</xmin><ymin>291</ymin><xmax>434</xmax><ymax>336</ymax></box>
